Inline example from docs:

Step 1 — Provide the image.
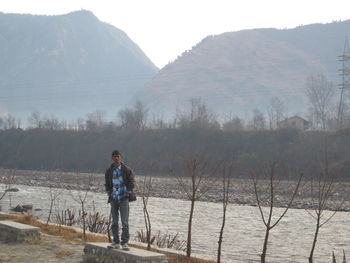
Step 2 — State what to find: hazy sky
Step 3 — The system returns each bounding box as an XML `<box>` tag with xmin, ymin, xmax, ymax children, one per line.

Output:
<box><xmin>1</xmin><ymin>0</ymin><xmax>349</xmax><ymax>68</ymax></box>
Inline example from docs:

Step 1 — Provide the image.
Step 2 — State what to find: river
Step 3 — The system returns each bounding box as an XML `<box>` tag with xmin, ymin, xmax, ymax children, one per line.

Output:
<box><xmin>0</xmin><ymin>184</ymin><xmax>349</xmax><ymax>263</ymax></box>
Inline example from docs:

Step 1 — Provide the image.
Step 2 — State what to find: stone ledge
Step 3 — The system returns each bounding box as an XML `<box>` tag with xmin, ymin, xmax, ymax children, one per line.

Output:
<box><xmin>0</xmin><ymin>220</ymin><xmax>41</xmax><ymax>243</ymax></box>
<box><xmin>84</xmin><ymin>242</ymin><xmax>168</xmax><ymax>263</ymax></box>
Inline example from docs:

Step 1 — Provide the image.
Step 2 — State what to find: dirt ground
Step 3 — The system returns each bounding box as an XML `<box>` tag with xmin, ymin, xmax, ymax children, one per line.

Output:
<box><xmin>0</xmin><ymin>233</ymin><xmax>84</xmax><ymax>263</ymax></box>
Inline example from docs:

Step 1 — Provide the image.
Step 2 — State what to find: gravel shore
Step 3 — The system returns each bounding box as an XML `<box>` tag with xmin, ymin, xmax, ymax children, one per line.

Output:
<box><xmin>3</xmin><ymin>169</ymin><xmax>350</xmax><ymax>211</ymax></box>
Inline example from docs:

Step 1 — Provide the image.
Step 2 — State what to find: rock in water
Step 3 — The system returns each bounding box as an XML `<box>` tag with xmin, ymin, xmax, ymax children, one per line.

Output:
<box><xmin>5</xmin><ymin>188</ymin><xmax>19</xmax><ymax>192</ymax></box>
<box><xmin>22</xmin><ymin>205</ymin><xmax>33</xmax><ymax>211</ymax></box>
<box><xmin>12</xmin><ymin>205</ymin><xmax>24</xmax><ymax>212</ymax></box>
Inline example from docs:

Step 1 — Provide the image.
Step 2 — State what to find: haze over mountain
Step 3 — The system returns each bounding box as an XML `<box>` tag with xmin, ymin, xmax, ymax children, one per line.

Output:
<box><xmin>134</xmin><ymin>20</ymin><xmax>349</xmax><ymax>120</ymax></box>
<box><xmin>0</xmin><ymin>10</ymin><xmax>158</xmax><ymax>122</ymax></box>
<box><xmin>1</xmin><ymin>11</ymin><xmax>348</xmax><ymax>124</ymax></box>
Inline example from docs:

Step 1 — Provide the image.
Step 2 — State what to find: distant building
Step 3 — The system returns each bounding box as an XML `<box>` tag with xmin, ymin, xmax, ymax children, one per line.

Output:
<box><xmin>278</xmin><ymin>116</ymin><xmax>310</xmax><ymax>130</ymax></box>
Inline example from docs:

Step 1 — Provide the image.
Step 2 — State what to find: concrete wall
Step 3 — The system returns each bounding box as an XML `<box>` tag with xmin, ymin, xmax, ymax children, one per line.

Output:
<box><xmin>0</xmin><ymin>220</ymin><xmax>41</xmax><ymax>243</ymax></box>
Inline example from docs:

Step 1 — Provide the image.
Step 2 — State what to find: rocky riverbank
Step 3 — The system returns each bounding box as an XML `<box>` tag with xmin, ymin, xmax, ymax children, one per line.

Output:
<box><xmin>2</xmin><ymin>169</ymin><xmax>350</xmax><ymax>211</ymax></box>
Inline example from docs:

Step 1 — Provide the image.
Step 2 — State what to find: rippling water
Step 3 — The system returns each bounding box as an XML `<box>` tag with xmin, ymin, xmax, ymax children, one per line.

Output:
<box><xmin>0</xmin><ymin>184</ymin><xmax>349</xmax><ymax>263</ymax></box>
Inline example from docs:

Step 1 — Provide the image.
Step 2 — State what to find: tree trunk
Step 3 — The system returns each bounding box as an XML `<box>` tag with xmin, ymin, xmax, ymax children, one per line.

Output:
<box><xmin>143</xmin><ymin>206</ymin><xmax>151</xmax><ymax>250</ymax></box>
<box><xmin>187</xmin><ymin>198</ymin><xmax>195</xmax><ymax>257</ymax></box>
<box><xmin>81</xmin><ymin>202</ymin><xmax>86</xmax><ymax>240</ymax></box>
<box><xmin>261</xmin><ymin>226</ymin><xmax>270</xmax><ymax>263</ymax></box>
<box><xmin>217</xmin><ymin>205</ymin><xmax>227</xmax><ymax>263</ymax></box>
<box><xmin>107</xmin><ymin>212</ymin><xmax>112</xmax><ymax>242</ymax></box>
<box><xmin>46</xmin><ymin>199</ymin><xmax>54</xmax><ymax>225</ymax></box>
<box><xmin>309</xmin><ymin>216</ymin><xmax>321</xmax><ymax>263</ymax></box>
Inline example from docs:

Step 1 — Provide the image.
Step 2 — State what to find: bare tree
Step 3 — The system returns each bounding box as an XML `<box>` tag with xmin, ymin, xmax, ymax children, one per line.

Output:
<box><xmin>0</xmin><ymin>169</ymin><xmax>16</xmax><ymax>203</ymax></box>
<box><xmin>70</xmin><ymin>172</ymin><xmax>93</xmax><ymax>240</ymax></box>
<box><xmin>172</xmin><ymin>155</ymin><xmax>218</xmax><ymax>257</ymax></box>
<box><xmin>0</xmin><ymin>182</ymin><xmax>7</xmax><ymax>202</ymax></box>
<box><xmin>46</xmin><ymin>170</ymin><xmax>63</xmax><ymax>225</ymax></box>
<box><xmin>267</xmin><ymin>96</ymin><xmax>285</xmax><ymax>130</ymax></box>
<box><xmin>118</xmin><ymin>101</ymin><xmax>148</xmax><ymax>131</ymax></box>
<box><xmin>222</xmin><ymin>116</ymin><xmax>245</xmax><ymax>132</ymax></box>
<box><xmin>307</xmin><ymin>138</ymin><xmax>348</xmax><ymax>263</ymax></box>
<box><xmin>150</xmin><ymin>112</ymin><xmax>167</xmax><ymax>129</ymax></box>
<box><xmin>0</xmin><ymin>169</ymin><xmax>17</xmax><ymax>207</ymax></box>
<box><xmin>134</xmin><ymin>100</ymin><xmax>149</xmax><ymax>131</ymax></box>
<box><xmin>252</xmin><ymin>164</ymin><xmax>303</xmax><ymax>263</ymax></box>
<box><xmin>0</xmin><ymin>116</ymin><xmax>4</xmax><ymax>130</ymax></box>
<box><xmin>305</xmin><ymin>73</ymin><xmax>335</xmax><ymax>130</ymax></box>
<box><xmin>76</xmin><ymin>117</ymin><xmax>86</xmax><ymax>130</ymax></box>
<box><xmin>42</xmin><ymin>115</ymin><xmax>63</xmax><ymax>130</ymax></box>
<box><xmin>118</xmin><ymin>108</ymin><xmax>135</xmax><ymax>130</ymax></box>
<box><xmin>251</xmin><ymin>109</ymin><xmax>266</xmax><ymax>131</ymax></box>
<box><xmin>28</xmin><ymin>111</ymin><xmax>43</xmax><ymax>129</ymax></box>
<box><xmin>217</xmin><ymin>163</ymin><xmax>232</xmax><ymax>263</ymax></box>
<box><xmin>141</xmin><ymin>175</ymin><xmax>153</xmax><ymax>250</ymax></box>
<box><xmin>86</xmin><ymin>110</ymin><xmax>107</xmax><ymax>131</ymax></box>
<box><xmin>3</xmin><ymin>114</ymin><xmax>20</xmax><ymax>130</ymax></box>
<box><xmin>176</xmin><ymin>98</ymin><xmax>219</xmax><ymax>130</ymax></box>
<box><xmin>332</xmin><ymin>250</ymin><xmax>348</xmax><ymax>263</ymax></box>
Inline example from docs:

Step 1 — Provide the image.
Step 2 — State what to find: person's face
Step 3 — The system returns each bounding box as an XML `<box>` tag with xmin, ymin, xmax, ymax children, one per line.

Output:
<box><xmin>112</xmin><ymin>154</ymin><xmax>122</xmax><ymax>166</ymax></box>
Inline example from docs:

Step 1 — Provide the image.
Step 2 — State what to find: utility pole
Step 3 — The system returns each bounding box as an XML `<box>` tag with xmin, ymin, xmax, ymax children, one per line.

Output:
<box><xmin>337</xmin><ymin>37</ymin><xmax>350</xmax><ymax>130</ymax></box>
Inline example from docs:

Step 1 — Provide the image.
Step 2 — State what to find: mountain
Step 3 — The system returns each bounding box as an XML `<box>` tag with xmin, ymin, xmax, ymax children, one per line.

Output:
<box><xmin>0</xmin><ymin>10</ymin><xmax>158</xmax><ymax>122</ymax></box>
<box><xmin>134</xmin><ymin>20</ymin><xmax>349</xmax><ymax>119</ymax></box>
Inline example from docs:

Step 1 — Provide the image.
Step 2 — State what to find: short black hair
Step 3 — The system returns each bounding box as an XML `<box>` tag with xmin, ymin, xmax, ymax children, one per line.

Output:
<box><xmin>111</xmin><ymin>150</ymin><xmax>121</xmax><ymax>156</ymax></box>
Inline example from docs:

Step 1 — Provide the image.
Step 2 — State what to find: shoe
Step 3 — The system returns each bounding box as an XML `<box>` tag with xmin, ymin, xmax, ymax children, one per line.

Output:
<box><xmin>107</xmin><ymin>242</ymin><xmax>120</xmax><ymax>249</ymax></box>
<box><xmin>121</xmin><ymin>243</ymin><xmax>130</xmax><ymax>251</ymax></box>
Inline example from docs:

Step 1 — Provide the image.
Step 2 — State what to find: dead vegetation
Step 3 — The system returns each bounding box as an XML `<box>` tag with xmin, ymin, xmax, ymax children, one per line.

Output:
<box><xmin>0</xmin><ymin>213</ymin><xmax>215</xmax><ymax>263</ymax></box>
<box><xmin>55</xmin><ymin>249</ymin><xmax>75</xmax><ymax>258</ymax></box>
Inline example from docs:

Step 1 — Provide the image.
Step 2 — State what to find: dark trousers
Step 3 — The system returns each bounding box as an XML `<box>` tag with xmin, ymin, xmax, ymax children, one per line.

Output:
<box><xmin>110</xmin><ymin>198</ymin><xmax>129</xmax><ymax>244</ymax></box>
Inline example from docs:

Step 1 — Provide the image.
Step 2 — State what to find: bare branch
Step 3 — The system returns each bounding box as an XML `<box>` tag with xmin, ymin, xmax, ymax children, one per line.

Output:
<box><xmin>271</xmin><ymin>173</ymin><xmax>303</xmax><ymax>228</ymax></box>
<box><xmin>251</xmin><ymin>172</ymin><xmax>267</xmax><ymax>227</ymax></box>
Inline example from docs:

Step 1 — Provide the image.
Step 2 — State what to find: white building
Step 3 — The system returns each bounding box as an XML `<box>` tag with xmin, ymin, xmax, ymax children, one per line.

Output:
<box><xmin>279</xmin><ymin>116</ymin><xmax>310</xmax><ymax>130</ymax></box>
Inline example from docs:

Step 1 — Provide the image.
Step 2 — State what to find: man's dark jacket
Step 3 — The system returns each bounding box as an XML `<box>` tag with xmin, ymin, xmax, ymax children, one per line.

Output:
<box><xmin>105</xmin><ymin>163</ymin><xmax>135</xmax><ymax>199</ymax></box>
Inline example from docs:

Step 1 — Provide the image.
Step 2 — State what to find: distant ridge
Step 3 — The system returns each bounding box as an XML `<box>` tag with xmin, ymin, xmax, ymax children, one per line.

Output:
<box><xmin>134</xmin><ymin>20</ymin><xmax>350</xmax><ymax>119</ymax></box>
<box><xmin>0</xmin><ymin>10</ymin><xmax>158</xmax><ymax>121</ymax></box>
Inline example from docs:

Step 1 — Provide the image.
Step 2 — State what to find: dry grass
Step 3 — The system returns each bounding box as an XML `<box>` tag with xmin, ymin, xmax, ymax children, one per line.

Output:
<box><xmin>131</xmin><ymin>243</ymin><xmax>216</xmax><ymax>263</ymax></box>
<box><xmin>0</xmin><ymin>213</ymin><xmax>108</xmax><ymax>244</ymax></box>
<box><xmin>0</xmin><ymin>213</ymin><xmax>216</xmax><ymax>263</ymax></box>
<box><xmin>167</xmin><ymin>255</ymin><xmax>216</xmax><ymax>263</ymax></box>
<box><xmin>55</xmin><ymin>249</ymin><xmax>75</xmax><ymax>258</ymax></box>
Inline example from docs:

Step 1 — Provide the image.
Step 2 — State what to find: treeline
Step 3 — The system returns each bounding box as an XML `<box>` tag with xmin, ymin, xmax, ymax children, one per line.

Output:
<box><xmin>1</xmin><ymin>73</ymin><xmax>350</xmax><ymax>177</ymax></box>
<box><xmin>2</xmin><ymin>72</ymin><xmax>350</xmax><ymax>132</ymax></box>
<box><xmin>0</xmin><ymin>123</ymin><xmax>349</xmax><ymax>179</ymax></box>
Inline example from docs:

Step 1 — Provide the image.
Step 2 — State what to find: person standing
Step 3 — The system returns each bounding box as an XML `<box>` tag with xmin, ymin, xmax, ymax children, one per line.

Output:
<box><xmin>105</xmin><ymin>150</ymin><xmax>135</xmax><ymax>250</ymax></box>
